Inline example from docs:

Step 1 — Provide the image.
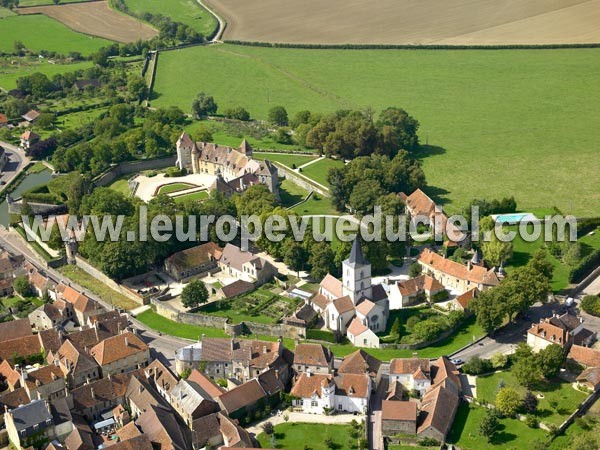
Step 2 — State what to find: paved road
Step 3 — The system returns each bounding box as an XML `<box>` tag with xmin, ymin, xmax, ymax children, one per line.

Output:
<box><xmin>197</xmin><ymin>0</ymin><xmax>226</xmax><ymax>42</ymax></box>
<box><xmin>583</xmin><ymin>271</ymin><xmax>600</xmax><ymax>296</ymax></box>
<box><xmin>0</xmin><ymin>228</ymin><xmax>191</xmax><ymax>368</ymax></box>
<box><xmin>0</xmin><ymin>140</ymin><xmax>30</xmax><ymax>192</ymax></box>
<box><xmin>368</xmin><ymin>376</ymin><xmax>388</xmax><ymax>450</ymax></box>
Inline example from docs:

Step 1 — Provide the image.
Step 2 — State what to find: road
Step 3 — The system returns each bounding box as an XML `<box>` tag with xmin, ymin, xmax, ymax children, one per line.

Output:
<box><xmin>0</xmin><ymin>228</ymin><xmax>191</xmax><ymax>368</ymax></box>
<box><xmin>0</xmin><ymin>140</ymin><xmax>30</xmax><ymax>192</ymax></box>
<box><xmin>197</xmin><ymin>0</ymin><xmax>226</xmax><ymax>42</ymax></box>
<box><xmin>368</xmin><ymin>376</ymin><xmax>388</xmax><ymax>450</ymax></box>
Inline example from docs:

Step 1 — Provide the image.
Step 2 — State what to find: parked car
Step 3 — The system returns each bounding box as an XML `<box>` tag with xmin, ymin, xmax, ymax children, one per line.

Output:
<box><xmin>451</xmin><ymin>358</ymin><xmax>465</xmax><ymax>366</ymax></box>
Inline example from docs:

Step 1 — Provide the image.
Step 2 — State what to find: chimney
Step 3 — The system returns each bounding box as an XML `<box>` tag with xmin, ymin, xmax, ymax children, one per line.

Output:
<box><xmin>263</xmin><ymin>346</ymin><xmax>268</xmax><ymax>354</ymax></box>
<box><xmin>90</xmin><ymin>387</ymin><xmax>95</xmax><ymax>399</ymax></box>
<box><xmin>306</xmin><ymin>371</ymin><xmax>311</xmax><ymax>378</ymax></box>
<box><xmin>125</xmin><ymin>337</ymin><xmax>129</xmax><ymax>347</ymax></box>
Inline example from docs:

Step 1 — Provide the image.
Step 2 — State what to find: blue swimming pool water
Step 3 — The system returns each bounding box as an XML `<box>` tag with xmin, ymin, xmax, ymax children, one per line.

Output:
<box><xmin>494</xmin><ymin>213</ymin><xmax>530</xmax><ymax>223</ymax></box>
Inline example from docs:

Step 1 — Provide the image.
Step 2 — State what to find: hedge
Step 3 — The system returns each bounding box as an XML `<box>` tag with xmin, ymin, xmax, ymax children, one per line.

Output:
<box><xmin>225</xmin><ymin>40</ymin><xmax>600</xmax><ymax>51</ymax></box>
<box><xmin>569</xmin><ymin>249</ymin><xmax>600</xmax><ymax>283</ymax></box>
<box><xmin>577</xmin><ymin>217</ymin><xmax>600</xmax><ymax>238</ymax></box>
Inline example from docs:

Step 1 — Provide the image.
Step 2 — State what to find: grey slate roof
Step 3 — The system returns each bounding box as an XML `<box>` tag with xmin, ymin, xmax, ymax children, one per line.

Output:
<box><xmin>9</xmin><ymin>399</ymin><xmax>53</xmax><ymax>435</ymax></box>
<box><xmin>347</xmin><ymin>237</ymin><xmax>368</xmax><ymax>266</ymax></box>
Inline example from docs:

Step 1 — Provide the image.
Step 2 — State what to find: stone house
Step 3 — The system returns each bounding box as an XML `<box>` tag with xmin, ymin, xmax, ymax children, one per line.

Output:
<box><xmin>388</xmin><ymin>275</ymin><xmax>446</xmax><ymax>309</ymax></box>
<box><xmin>168</xmin><ymin>379</ymin><xmax>219</xmax><ymax>427</ymax></box>
<box><xmin>389</xmin><ymin>358</ymin><xmax>431</xmax><ymax>396</ymax></box>
<box><xmin>50</xmin><ymin>339</ymin><xmax>100</xmax><ymax>388</ymax></box>
<box><xmin>338</xmin><ymin>349</ymin><xmax>383</xmax><ymax>388</ymax></box>
<box><xmin>19</xmin><ymin>130</ymin><xmax>40</xmax><ymax>150</ymax></box>
<box><xmin>347</xmin><ymin>318</ymin><xmax>380</xmax><ymax>349</ymax></box>
<box><xmin>68</xmin><ymin>373</ymin><xmax>131</xmax><ymax>421</ymax></box>
<box><xmin>191</xmin><ymin>411</ymin><xmax>254</xmax><ymax>449</ymax></box>
<box><xmin>381</xmin><ymin>400</ymin><xmax>418</xmax><ymax>436</ymax></box>
<box><xmin>527</xmin><ymin>312</ymin><xmax>595</xmax><ymax>352</ymax></box>
<box><xmin>164</xmin><ymin>242</ymin><xmax>222</xmax><ymax>281</ymax></box>
<box><xmin>218</xmin><ymin>243</ymin><xmax>278</xmax><ymax>285</ymax></box>
<box><xmin>89</xmin><ymin>332</ymin><xmax>150</xmax><ymax>377</ymax></box>
<box><xmin>293</xmin><ymin>343</ymin><xmax>334</xmax><ymax>374</ymax></box>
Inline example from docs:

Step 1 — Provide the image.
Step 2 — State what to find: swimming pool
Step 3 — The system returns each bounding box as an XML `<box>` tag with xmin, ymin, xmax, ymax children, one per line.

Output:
<box><xmin>492</xmin><ymin>212</ymin><xmax>537</xmax><ymax>224</ymax></box>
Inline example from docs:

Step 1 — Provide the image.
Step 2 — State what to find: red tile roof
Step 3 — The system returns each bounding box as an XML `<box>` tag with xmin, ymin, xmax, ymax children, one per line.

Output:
<box><xmin>187</xmin><ymin>369</ymin><xmax>225</xmax><ymax>399</ymax></box>
<box><xmin>390</xmin><ymin>358</ymin><xmax>430</xmax><ymax>376</ymax></box>
<box><xmin>347</xmin><ymin>318</ymin><xmax>370</xmax><ymax>337</ymax></box>
<box><xmin>568</xmin><ymin>345</ymin><xmax>600</xmax><ymax>367</ymax></box>
<box><xmin>338</xmin><ymin>350</ymin><xmax>382</xmax><ymax>377</ymax></box>
<box><xmin>290</xmin><ymin>372</ymin><xmax>333</xmax><ymax>398</ymax></box>
<box><xmin>334</xmin><ymin>373</ymin><xmax>370</xmax><ymax>399</ymax></box>
<box><xmin>320</xmin><ymin>274</ymin><xmax>343</xmax><ymax>298</ymax></box>
<box><xmin>418</xmin><ymin>248</ymin><xmax>499</xmax><ymax>286</ymax></box>
<box><xmin>382</xmin><ymin>400</ymin><xmax>417</xmax><ymax>421</ymax></box>
<box><xmin>90</xmin><ymin>332</ymin><xmax>148</xmax><ymax>366</ymax></box>
<box><xmin>218</xmin><ymin>379</ymin><xmax>266</xmax><ymax>414</ymax></box>
<box><xmin>293</xmin><ymin>343</ymin><xmax>333</xmax><ymax>367</ymax></box>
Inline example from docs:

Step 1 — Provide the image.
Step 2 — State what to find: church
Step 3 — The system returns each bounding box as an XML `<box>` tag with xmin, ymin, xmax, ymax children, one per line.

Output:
<box><xmin>175</xmin><ymin>132</ymin><xmax>279</xmax><ymax>195</ymax></box>
<box><xmin>309</xmin><ymin>238</ymin><xmax>389</xmax><ymax>348</ymax></box>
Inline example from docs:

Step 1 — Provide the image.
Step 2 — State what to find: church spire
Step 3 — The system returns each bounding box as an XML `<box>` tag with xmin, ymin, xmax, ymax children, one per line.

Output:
<box><xmin>349</xmin><ymin>236</ymin><xmax>367</xmax><ymax>265</ymax></box>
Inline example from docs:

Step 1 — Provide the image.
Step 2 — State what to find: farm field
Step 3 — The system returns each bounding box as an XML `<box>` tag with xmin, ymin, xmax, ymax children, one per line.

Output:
<box><xmin>18</xmin><ymin>1</ymin><xmax>158</xmax><ymax>43</ymax></box>
<box><xmin>205</xmin><ymin>0</ymin><xmax>600</xmax><ymax>45</ymax></box>
<box><xmin>18</xmin><ymin>0</ymin><xmax>89</xmax><ymax>6</ymax></box>
<box><xmin>0</xmin><ymin>15</ymin><xmax>112</xmax><ymax>55</ymax></box>
<box><xmin>123</xmin><ymin>0</ymin><xmax>217</xmax><ymax>38</ymax></box>
<box><xmin>153</xmin><ymin>45</ymin><xmax>600</xmax><ymax>216</ymax></box>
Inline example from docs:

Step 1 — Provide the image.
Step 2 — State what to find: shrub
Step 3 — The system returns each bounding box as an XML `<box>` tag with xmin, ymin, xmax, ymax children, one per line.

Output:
<box><xmin>419</xmin><ymin>437</ymin><xmax>441</xmax><ymax>446</ymax></box>
<box><xmin>491</xmin><ymin>352</ymin><xmax>510</xmax><ymax>369</ymax></box>
<box><xmin>522</xmin><ymin>391</ymin><xmax>539</xmax><ymax>414</ymax></box>
<box><xmin>525</xmin><ymin>414</ymin><xmax>539</xmax><ymax>428</ymax></box>
<box><xmin>581</xmin><ymin>295</ymin><xmax>600</xmax><ymax>317</ymax></box>
<box><xmin>496</xmin><ymin>387</ymin><xmax>522</xmax><ymax>417</ymax></box>
<box><xmin>261</xmin><ymin>421</ymin><xmax>274</xmax><ymax>435</ymax></box>
<box><xmin>569</xmin><ymin>249</ymin><xmax>600</xmax><ymax>283</ymax></box>
<box><xmin>462</xmin><ymin>356</ymin><xmax>493</xmax><ymax>375</ymax></box>
<box><xmin>409</xmin><ymin>262</ymin><xmax>422</xmax><ymax>277</ymax></box>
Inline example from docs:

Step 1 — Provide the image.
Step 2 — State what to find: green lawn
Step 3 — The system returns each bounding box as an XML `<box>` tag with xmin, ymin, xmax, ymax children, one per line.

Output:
<box><xmin>279</xmin><ymin>179</ymin><xmax>308</xmax><ymax>208</ymax></box>
<box><xmin>0</xmin><ymin>59</ymin><xmax>94</xmax><ymax>91</ymax></box>
<box><xmin>173</xmin><ymin>190</ymin><xmax>209</xmax><ymax>203</ymax></box>
<box><xmin>0</xmin><ymin>15</ymin><xmax>112</xmax><ymax>55</ymax></box>
<box><xmin>330</xmin><ymin>315</ymin><xmax>484</xmax><ymax>360</ymax></box>
<box><xmin>136</xmin><ymin>309</ymin><xmax>228</xmax><ymax>339</ymax></box>
<box><xmin>154</xmin><ymin>45</ymin><xmax>600</xmax><ymax>216</ymax></box>
<box><xmin>108</xmin><ymin>176</ymin><xmax>132</xmax><ymax>197</ymax></box>
<box><xmin>290</xmin><ymin>193</ymin><xmax>338</xmax><ymax>216</ymax></box>
<box><xmin>157</xmin><ymin>182</ymin><xmax>196</xmax><ymax>195</ymax></box>
<box><xmin>58</xmin><ymin>265</ymin><xmax>140</xmax><ymax>311</ymax></box>
<box><xmin>299</xmin><ymin>158</ymin><xmax>345</xmax><ymax>188</ymax></box>
<box><xmin>448</xmin><ymin>403</ymin><xmax>549</xmax><ymax>450</ymax></box>
<box><xmin>58</xmin><ymin>107</ymin><xmax>109</xmax><ymax>130</ymax></box>
<box><xmin>254</xmin><ymin>152</ymin><xmax>318</xmax><ymax>169</ymax></box>
<box><xmin>257</xmin><ymin>423</ymin><xmax>355</xmax><ymax>450</ymax></box>
<box><xmin>477</xmin><ymin>370</ymin><xmax>588</xmax><ymax>426</ymax></box>
<box><xmin>123</xmin><ymin>0</ymin><xmax>217</xmax><ymax>37</ymax></box>
<box><xmin>0</xmin><ymin>6</ymin><xmax>15</xmax><ymax>17</ymax></box>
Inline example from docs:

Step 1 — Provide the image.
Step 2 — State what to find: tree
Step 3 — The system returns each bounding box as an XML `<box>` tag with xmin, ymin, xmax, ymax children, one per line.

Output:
<box><xmin>193</xmin><ymin>126</ymin><xmax>213</xmax><ymax>143</ymax></box>
<box><xmin>479</xmin><ymin>409</ymin><xmax>500</xmax><ymax>443</ymax></box>
<box><xmin>223</xmin><ymin>106</ymin><xmax>250</xmax><ymax>121</ymax></box>
<box><xmin>580</xmin><ymin>295</ymin><xmax>600</xmax><ymax>317</ymax></box>
<box><xmin>490</xmin><ymin>352</ymin><xmax>509</xmax><ymax>369</ymax></box>
<box><xmin>470</xmin><ymin>288</ymin><xmax>505</xmax><ymax>333</ymax></box>
<box><xmin>127</xmin><ymin>75</ymin><xmax>147</xmax><ymax>102</ymax></box>
<box><xmin>13</xmin><ymin>276</ymin><xmax>30</xmax><ymax>296</ymax></box>
<box><xmin>348</xmin><ymin>179</ymin><xmax>384</xmax><ymax>215</ymax></box>
<box><xmin>522</xmin><ymin>391</ymin><xmax>539</xmax><ymax>414</ymax></box>
<box><xmin>36</xmin><ymin>113</ymin><xmax>55</xmax><ymax>129</ymax></box>
<box><xmin>390</xmin><ymin>317</ymin><xmax>401</xmax><ymax>342</ymax></box>
<box><xmin>377</xmin><ymin>106</ymin><xmax>420</xmax><ymax>154</ymax></box>
<box><xmin>538</xmin><ymin>344</ymin><xmax>566</xmax><ymax>378</ymax></box>
<box><xmin>282</xmin><ymin>239</ymin><xmax>306</xmax><ymax>276</ymax></box>
<box><xmin>261</xmin><ymin>421</ymin><xmax>274</xmax><ymax>435</ymax></box>
<box><xmin>409</xmin><ymin>263</ymin><xmax>422</xmax><ymax>278</ymax></box>
<box><xmin>181</xmin><ymin>279</ymin><xmax>209</xmax><ymax>308</ymax></box>
<box><xmin>268</xmin><ymin>106</ymin><xmax>288</xmax><ymax>126</ymax></box>
<box><xmin>308</xmin><ymin>241</ymin><xmax>335</xmax><ymax>280</ymax></box>
<box><xmin>481</xmin><ymin>235</ymin><xmax>512</xmax><ymax>268</ymax></box>
<box><xmin>496</xmin><ymin>387</ymin><xmax>522</xmax><ymax>417</ymax></box>
<box><xmin>191</xmin><ymin>92</ymin><xmax>218</xmax><ymax>118</ymax></box>
<box><xmin>513</xmin><ymin>357</ymin><xmax>541</xmax><ymax>388</ymax></box>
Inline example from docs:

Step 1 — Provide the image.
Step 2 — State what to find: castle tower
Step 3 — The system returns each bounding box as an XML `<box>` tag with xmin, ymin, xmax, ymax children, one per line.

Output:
<box><xmin>239</xmin><ymin>139</ymin><xmax>253</xmax><ymax>158</ymax></box>
<box><xmin>175</xmin><ymin>132</ymin><xmax>195</xmax><ymax>171</ymax></box>
<box><xmin>342</xmin><ymin>237</ymin><xmax>372</xmax><ymax>304</ymax></box>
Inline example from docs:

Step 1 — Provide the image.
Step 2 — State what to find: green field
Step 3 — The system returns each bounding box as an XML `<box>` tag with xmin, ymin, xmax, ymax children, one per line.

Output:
<box><xmin>254</xmin><ymin>152</ymin><xmax>318</xmax><ymax>169</ymax></box>
<box><xmin>0</xmin><ymin>59</ymin><xmax>94</xmax><ymax>91</ymax></box>
<box><xmin>173</xmin><ymin>190</ymin><xmax>209</xmax><ymax>203</ymax></box>
<box><xmin>477</xmin><ymin>369</ymin><xmax>588</xmax><ymax>426</ymax></box>
<box><xmin>157</xmin><ymin>182</ymin><xmax>196</xmax><ymax>195</ymax></box>
<box><xmin>448</xmin><ymin>403</ymin><xmax>548</xmax><ymax>449</ymax></box>
<box><xmin>58</xmin><ymin>107</ymin><xmax>109</xmax><ymax>129</ymax></box>
<box><xmin>299</xmin><ymin>158</ymin><xmax>345</xmax><ymax>188</ymax></box>
<box><xmin>18</xmin><ymin>0</ymin><xmax>89</xmax><ymax>6</ymax></box>
<box><xmin>136</xmin><ymin>309</ymin><xmax>228</xmax><ymax>339</ymax></box>
<box><xmin>0</xmin><ymin>6</ymin><xmax>15</xmax><ymax>17</ymax></box>
<box><xmin>154</xmin><ymin>45</ymin><xmax>600</xmax><ymax>216</ymax></box>
<box><xmin>0</xmin><ymin>15</ymin><xmax>112</xmax><ymax>55</ymax></box>
<box><xmin>123</xmin><ymin>0</ymin><xmax>217</xmax><ymax>37</ymax></box>
<box><xmin>257</xmin><ymin>423</ymin><xmax>355</xmax><ymax>450</ymax></box>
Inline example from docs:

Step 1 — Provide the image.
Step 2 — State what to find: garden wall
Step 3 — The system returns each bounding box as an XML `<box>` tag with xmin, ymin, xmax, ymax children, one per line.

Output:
<box><xmin>74</xmin><ymin>255</ymin><xmax>145</xmax><ymax>306</ymax></box>
<box><xmin>92</xmin><ymin>155</ymin><xmax>177</xmax><ymax>187</ymax></box>
<box><xmin>276</xmin><ymin>164</ymin><xmax>329</xmax><ymax>197</ymax></box>
<box><xmin>150</xmin><ymin>297</ymin><xmax>305</xmax><ymax>339</ymax></box>
<box><xmin>7</xmin><ymin>199</ymin><xmax>67</xmax><ymax>216</ymax></box>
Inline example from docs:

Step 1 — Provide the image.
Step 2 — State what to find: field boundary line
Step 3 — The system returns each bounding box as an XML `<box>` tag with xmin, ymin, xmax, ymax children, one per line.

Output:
<box><xmin>224</xmin><ymin>39</ymin><xmax>600</xmax><ymax>50</ymax></box>
<box><xmin>196</xmin><ymin>0</ymin><xmax>226</xmax><ymax>42</ymax></box>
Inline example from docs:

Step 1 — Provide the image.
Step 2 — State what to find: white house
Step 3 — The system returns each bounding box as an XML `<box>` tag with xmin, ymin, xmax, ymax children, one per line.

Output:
<box><xmin>290</xmin><ymin>372</ymin><xmax>370</xmax><ymax>415</ymax></box>
<box><xmin>388</xmin><ymin>275</ymin><xmax>446</xmax><ymax>309</ymax></box>
<box><xmin>347</xmin><ymin>318</ymin><xmax>380</xmax><ymax>348</ymax></box>
<box><xmin>389</xmin><ymin>358</ymin><xmax>431</xmax><ymax>396</ymax></box>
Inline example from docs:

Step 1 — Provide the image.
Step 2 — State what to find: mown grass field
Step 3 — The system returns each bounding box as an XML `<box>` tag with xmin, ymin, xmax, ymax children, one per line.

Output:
<box><xmin>173</xmin><ymin>190</ymin><xmax>209</xmax><ymax>203</ymax></box>
<box><xmin>257</xmin><ymin>423</ymin><xmax>354</xmax><ymax>450</ymax></box>
<box><xmin>136</xmin><ymin>309</ymin><xmax>228</xmax><ymax>339</ymax></box>
<box><xmin>477</xmin><ymin>369</ymin><xmax>588</xmax><ymax>426</ymax></box>
<box><xmin>157</xmin><ymin>182</ymin><xmax>195</xmax><ymax>195</ymax></box>
<box><xmin>299</xmin><ymin>157</ymin><xmax>345</xmax><ymax>188</ymax></box>
<box><xmin>0</xmin><ymin>15</ymin><xmax>112</xmax><ymax>55</ymax></box>
<box><xmin>154</xmin><ymin>45</ymin><xmax>600</xmax><ymax>216</ymax></box>
<box><xmin>123</xmin><ymin>0</ymin><xmax>217</xmax><ymax>37</ymax></box>
<box><xmin>0</xmin><ymin>6</ymin><xmax>15</xmax><ymax>17</ymax></box>
<box><xmin>253</xmin><ymin>152</ymin><xmax>318</xmax><ymax>169</ymax></box>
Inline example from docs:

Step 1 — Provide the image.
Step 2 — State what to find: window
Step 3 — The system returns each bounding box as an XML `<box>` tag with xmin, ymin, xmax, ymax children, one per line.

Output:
<box><xmin>311</xmin><ymin>401</ymin><xmax>318</xmax><ymax>407</ymax></box>
<box><xmin>338</xmin><ymin>404</ymin><xmax>343</xmax><ymax>410</ymax></box>
<box><xmin>363</xmin><ymin>339</ymin><xmax>368</xmax><ymax>345</ymax></box>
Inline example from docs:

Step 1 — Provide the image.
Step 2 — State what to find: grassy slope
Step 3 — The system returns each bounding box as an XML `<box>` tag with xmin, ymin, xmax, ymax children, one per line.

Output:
<box><xmin>123</xmin><ymin>0</ymin><xmax>217</xmax><ymax>37</ymax></box>
<box><xmin>0</xmin><ymin>60</ymin><xmax>94</xmax><ymax>91</ymax></box>
<box><xmin>0</xmin><ymin>15</ymin><xmax>112</xmax><ymax>55</ymax></box>
<box><xmin>257</xmin><ymin>423</ymin><xmax>354</xmax><ymax>450</ymax></box>
<box><xmin>136</xmin><ymin>309</ymin><xmax>228</xmax><ymax>339</ymax></box>
<box><xmin>154</xmin><ymin>45</ymin><xmax>600</xmax><ymax>216</ymax></box>
<box><xmin>0</xmin><ymin>6</ymin><xmax>15</xmax><ymax>17</ymax></box>
<box><xmin>173</xmin><ymin>190</ymin><xmax>209</xmax><ymax>203</ymax></box>
<box><xmin>299</xmin><ymin>158</ymin><xmax>345</xmax><ymax>188</ymax></box>
<box><xmin>253</xmin><ymin>152</ymin><xmax>318</xmax><ymax>168</ymax></box>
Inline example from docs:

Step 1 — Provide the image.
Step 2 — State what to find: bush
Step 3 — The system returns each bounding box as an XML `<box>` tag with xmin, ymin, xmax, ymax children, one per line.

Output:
<box><xmin>261</xmin><ymin>421</ymin><xmax>274</xmax><ymax>435</ymax></box>
<box><xmin>496</xmin><ymin>387</ymin><xmax>522</xmax><ymax>417</ymax></box>
<box><xmin>409</xmin><ymin>262</ymin><xmax>422</xmax><ymax>277</ymax></box>
<box><xmin>223</xmin><ymin>106</ymin><xmax>250</xmax><ymax>121</ymax></box>
<box><xmin>462</xmin><ymin>356</ymin><xmax>493</xmax><ymax>375</ymax></box>
<box><xmin>491</xmin><ymin>353</ymin><xmax>510</xmax><ymax>369</ymax></box>
<box><xmin>581</xmin><ymin>295</ymin><xmax>600</xmax><ymax>317</ymax></box>
<box><xmin>525</xmin><ymin>414</ymin><xmax>539</xmax><ymax>428</ymax></box>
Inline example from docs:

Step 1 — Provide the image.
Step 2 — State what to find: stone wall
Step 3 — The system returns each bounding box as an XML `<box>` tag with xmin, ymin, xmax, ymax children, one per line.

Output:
<box><xmin>275</xmin><ymin>164</ymin><xmax>329</xmax><ymax>197</ymax></box>
<box><xmin>92</xmin><ymin>156</ymin><xmax>177</xmax><ymax>188</ymax></box>
<box><xmin>74</xmin><ymin>255</ymin><xmax>145</xmax><ymax>306</ymax></box>
<box><xmin>7</xmin><ymin>199</ymin><xmax>67</xmax><ymax>216</ymax></box>
<box><xmin>149</xmin><ymin>298</ymin><xmax>306</xmax><ymax>339</ymax></box>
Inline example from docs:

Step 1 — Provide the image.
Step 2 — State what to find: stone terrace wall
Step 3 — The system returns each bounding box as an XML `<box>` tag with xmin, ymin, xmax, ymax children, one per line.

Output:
<box><xmin>93</xmin><ymin>156</ymin><xmax>177</xmax><ymax>187</ymax></box>
<box><xmin>75</xmin><ymin>255</ymin><xmax>145</xmax><ymax>306</ymax></box>
<box><xmin>275</xmin><ymin>164</ymin><xmax>329</xmax><ymax>197</ymax></box>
